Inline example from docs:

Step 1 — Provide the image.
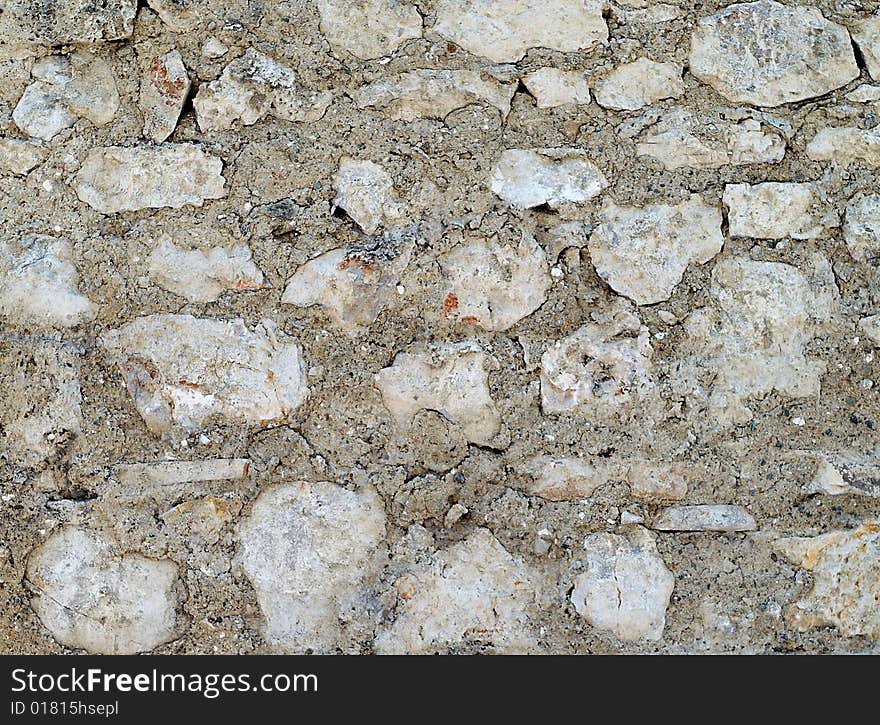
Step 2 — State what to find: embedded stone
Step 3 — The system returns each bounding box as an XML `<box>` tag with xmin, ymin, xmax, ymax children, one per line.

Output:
<box><xmin>519</xmin><ymin>456</ymin><xmax>612</xmax><ymax>500</ymax></box>
<box><xmin>140</xmin><ymin>50</ymin><xmax>190</xmax><ymax>143</ymax></box>
<box><xmin>593</xmin><ymin>58</ymin><xmax>684</xmax><ymax>111</ymax></box>
<box><xmin>1</xmin><ymin>0</ymin><xmax>137</xmax><ymax>46</ymax></box>
<box><xmin>333</xmin><ymin>158</ymin><xmax>403</xmax><ymax>234</ymax></box>
<box><xmin>806</xmin><ymin>127</ymin><xmax>880</xmax><ymax>167</ymax></box>
<box><xmin>522</xmin><ymin>68</ymin><xmax>591</xmax><ymax>108</ymax></box>
<box><xmin>0</xmin><ymin>138</ymin><xmax>43</xmax><ymax>175</ymax></box>
<box><xmin>850</xmin><ymin>13</ymin><xmax>880</xmax><ymax>81</ymax></box>
<box><xmin>652</xmin><ymin>504</ymin><xmax>757</xmax><ymax>532</ymax></box>
<box><xmin>723</xmin><ymin>182</ymin><xmax>835</xmax><ymax>240</ymax></box>
<box><xmin>843</xmin><ymin>194</ymin><xmax>880</xmax><ymax>262</ymax></box>
<box><xmin>316</xmin><ymin>0</ymin><xmax>423</xmax><ymax>60</ymax></box>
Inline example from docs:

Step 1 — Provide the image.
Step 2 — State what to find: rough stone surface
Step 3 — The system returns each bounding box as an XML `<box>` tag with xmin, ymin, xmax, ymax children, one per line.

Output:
<box><xmin>593</xmin><ymin>58</ymin><xmax>684</xmax><ymax>111</ymax></box>
<box><xmin>316</xmin><ymin>0</ymin><xmax>423</xmax><ymax>60</ymax></box>
<box><xmin>806</xmin><ymin>127</ymin><xmax>880</xmax><ymax>167</ymax></box>
<box><xmin>0</xmin><ymin>139</ymin><xmax>43</xmax><ymax>176</ymax></box>
<box><xmin>0</xmin><ymin>0</ymin><xmax>137</xmax><ymax>47</ymax></box>
<box><xmin>689</xmin><ymin>1</ymin><xmax>859</xmax><ymax>107</ymax></box>
<box><xmin>843</xmin><ymin>195</ymin><xmax>880</xmax><ymax>262</ymax></box>
<box><xmin>237</xmin><ymin>481</ymin><xmax>387</xmax><ymax>652</ymax></box>
<box><xmin>332</xmin><ymin>158</ymin><xmax>403</xmax><ymax>234</ymax></box>
<box><xmin>723</xmin><ymin>183</ymin><xmax>835</xmax><ymax>240</ymax></box>
<box><xmin>26</xmin><ymin>527</ymin><xmax>178</xmax><ymax>654</ymax></box>
<box><xmin>571</xmin><ymin>528</ymin><xmax>674</xmax><ymax>642</ymax></box>
<box><xmin>522</xmin><ymin>68</ymin><xmax>591</xmax><ymax>108</ymax></box>
<box><xmin>850</xmin><ymin>14</ymin><xmax>880</xmax><ymax>81</ymax></box>
<box><xmin>100</xmin><ymin>315</ymin><xmax>308</xmax><ymax>433</ymax></box>
<box><xmin>140</xmin><ymin>50</ymin><xmax>190</xmax><ymax>143</ymax></box>
<box><xmin>588</xmin><ymin>195</ymin><xmax>723</xmax><ymax>305</ymax></box>
<box><xmin>652</xmin><ymin>504</ymin><xmax>757</xmax><ymax>532</ymax></box>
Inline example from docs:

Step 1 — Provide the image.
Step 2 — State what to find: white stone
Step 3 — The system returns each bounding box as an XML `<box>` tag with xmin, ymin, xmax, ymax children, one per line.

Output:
<box><xmin>806</xmin><ymin>127</ymin><xmax>880</xmax><ymax>167</ymax></box>
<box><xmin>145</xmin><ymin>0</ymin><xmax>203</xmax><ymax>31</ymax></box>
<box><xmin>100</xmin><ymin>315</ymin><xmax>308</xmax><ymax>434</ymax></box>
<box><xmin>316</xmin><ymin>0</ymin><xmax>423</xmax><ymax>60</ymax></box>
<box><xmin>683</xmin><ymin>255</ymin><xmax>835</xmax><ymax>425</ymax></box>
<box><xmin>194</xmin><ymin>49</ymin><xmax>333</xmax><ymax>133</ymax></box>
<box><xmin>332</xmin><ymin>158</ymin><xmax>403</xmax><ymax>234</ymax></box>
<box><xmin>802</xmin><ymin>452</ymin><xmax>880</xmax><ymax>498</ymax></box>
<box><xmin>850</xmin><ymin>14</ymin><xmax>880</xmax><ymax>81</ymax></box>
<box><xmin>433</xmin><ymin>0</ymin><xmax>607</xmax><ymax>63</ymax></box>
<box><xmin>774</xmin><ymin>521</ymin><xmax>880</xmax><ymax>636</ymax></box>
<box><xmin>843</xmin><ymin>194</ymin><xmax>880</xmax><ymax>261</ymax></box>
<box><xmin>520</xmin><ymin>456</ymin><xmax>612</xmax><ymax>500</ymax></box>
<box><xmin>621</xmin><ymin>3</ymin><xmax>682</xmax><ymax>23</ymax></box>
<box><xmin>571</xmin><ymin>527</ymin><xmax>674</xmax><ymax>642</ymax></box>
<box><xmin>0</xmin><ymin>235</ymin><xmax>96</xmax><ymax>328</ymax></box>
<box><xmin>147</xmin><ymin>237</ymin><xmax>266</xmax><ymax>303</ymax></box>
<box><xmin>723</xmin><ymin>182</ymin><xmax>835</xmax><ymax>240</ymax></box>
<box><xmin>73</xmin><ymin>145</ymin><xmax>226</xmax><ymax>213</ymax></box>
<box><xmin>0</xmin><ymin>138</ymin><xmax>43</xmax><ymax>175</ymax></box>
<box><xmin>0</xmin><ymin>0</ymin><xmax>137</xmax><ymax>46</ymax></box>
<box><xmin>593</xmin><ymin>58</ymin><xmax>684</xmax><ymax>111</ymax></box>
<box><xmin>689</xmin><ymin>1</ymin><xmax>858</xmax><ymax>107</ymax></box>
<box><xmin>202</xmin><ymin>37</ymin><xmax>229</xmax><ymax>59</ymax></box>
<box><xmin>540</xmin><ymin>302</ymin><xmax>653</xmax><ymax>416</ymax></box>
<box><xmin>439</xmin><ymin>231</ymin><xmax>550</xmax><ymax>331</ymax></box>
<box><xmin>140</xmin><ymin>50</ymin><xmax>190</xmax><ymax>143</ymax></box>
<box><xmin>860</xmin><ymin>315</ymin><xmax>880</xmax><ymax>346</ymax></box>
<box><xmin>115</xmin><ymin>459</ymin><xmax>249</xmax><ymax>488</ymax></box>
<box><xmin>845</xmin><ymin>84</ymin><xmax>880</xmax><ymax>103</ymax></box>
<box><xmin>26</xmin><ymin>528</ymin><xmax>178</xmax><ymax>654</ymax></box>
<box><xmin>351</xmin><ymin>70</ymin><xmax>516</xmax><ymax>121</ymax></box>
<box><xmin>652</xmin><ymin>504</ymin><xmax>757</xmax><ymax>532</ymax></box>
<box><xmin>489</xmin><ymin>148</ymin><xmax>608</xmax><ymax>209</ymax></box>
<box><xmin>282</xmin><ymin>244</ymin><xmax>411</xmax><ymax>334</ymax></box>
<box><xmin>522</xmin><ymin>68</ymin><xmax>591</xmax><ymax>109</ymax></box>
<box><xmin>375</xmin><ymin>342</ymin><xmax>501</xmax><ymax>446</ymax></box>
<box><xmin>13</xmin><ymin>52</ymin><xmax>119</xmax><ymax>142</ymax></box>
<box><xmin>375</xmin><ymin>529</ymin><xmax>539</xmax><ymax>653</ymax></box>
<box><xmin>588</xmin><ymin>195</ymin><xmax>723</xmax><ymax>305</ymax></box>
<box><xmin>237</xmin><ymin>482</ymin><xmax>387</xmax><ymax>653</ymax></box>
<box><xmin>623</xmin><ymin>460</ymin><xmax>688</xmax><ymax>502</ymax></box>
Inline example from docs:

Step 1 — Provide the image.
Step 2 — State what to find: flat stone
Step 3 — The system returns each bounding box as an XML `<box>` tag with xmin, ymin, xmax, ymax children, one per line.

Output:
<box><xmin>351</xmin><ymin>69</ymin><xmax>516</xmax><ymax>121</ymax></box>
<box><xmin>522</xmin><ymin>68</ymin><xmax>591</xmax><ymax>108</ymax></box>
<box><xmin>723</xmin><ymin>182</ymin><xmax>835</xmax><ymax>240</ymax></box>
<box><xmin>282</xmin><ymin>244</ymin><xmax>412</xmax><ymax>334</ymax></box>
<box><xmin>316</xmin><ymin>0</ymin><xmax>423</xmax><ymax>60</ymax></box>
<box><xmin>689</xmin><ymin>1</ymin><xmax>858</xmax><ymax>107</ymax></box>
<box><xmin>333</xmin><ymin>158</ymin><xmax>403</xmax><ymax>234</ymax></box>
<box><xmin>237</xmin><ymin>481</ymin><xmax>387</xmax><ymax>653</ymax></box>
<box><xmin>489</xmin><ymin>148</ymin><xmax>608</xmax><ymax>209</ymax></box>
<box><xmin>806</xmin><ymin>126</ymin><xmax>880</xmax><ymax>167</ymax></box>
<box><xmin>540</xmin><ymin>302</ymin><xmax>653</xmax><ymax>416</ymax></box>
<box><xmin>845</xmin><ymin>84</ymin><xmax>880</xmax><ymax>103</ymax></box>
<box><xmin>0</xmin><ymin>235</ymin><xmax>96</xmax><ymax>328</ymax></box>
<box><xmin>0</xmin><ymin>138</ymin><xmax>43</xmax><ymax>175</ymax></box>
<box><xmin>843</xmin><ymin>194</ymin><xmax>880</xmax><ymax>261</ymax></box>
<box><xmin>571</xmin><ymin>527</ymin><xmax>674</xmax><ymax>642</ymax></box>
<box><xmin>100</xmin><ymin>315</ymin><xmax>308</xmax><ymax>433</ymax></box>
<box><xmin>0</xmin><ymin>0</ymin><xmax>137</xmax><ymax>47</ymax></box>
<box><xmin>26</xmin><ymin>527</ymin><xmax>178</xmax><ymax>654</ymax></box>
<box><xmin>774</xmin><ymin>521</ymin><xmax>880</xmax><ymax>636</ymax></box>
<box><xmin>520</xmin><ymin>456</ymin><xmax>613</xmax><ymax>501</ymax></box>
<box><xmin>623</xmin><ymin>460</ymin><xmax>688</xmax><ymax>502</ymax></box>
<box><xmin>140</xmin><ymin>50</ymin><xmax>190</xmax><ymax>143</ymax></box>
<box><xmin>588</xmin><ymin>195</ymin><xmax>723</xmax><ymax>305</ymax></box>
<box><xmin>194</xmin><ymin>49</ymin><xmax>333</xmax><ymax>132</ymax></box>
<box><xmin>375</xmin><ymin>342</ymin><xmax>501</xmax><ymax>446</ymax></box>
<box><xmin>433</xmin><ymin>0</ymin><xmax>607</xmax><ymax>63</ymax></box>
<box><xmin>593</xmin><ymin>58</ymin><xmax>684</xmax><ymax>111</ymax></box>
<box><xmin>115</xmin><ymin>459</ymin><xmax>249</xmax><ymax>488</ymax></box>
<box><xmin>802</xmin><ymin>451</ymin><xmax>880</xmax><ymax>498</ymax></box>
<box><xmin>73</xmin><ymin>145</ymin><xmax>226</xmax><ymax>213</ymax></box>
<box><xmin>850</xmin><ymin>13</ymin><xmax>880</xmax><ymax>81</ymax></box>
<box><xmin>652</xmin><ymin>504</ymin><xmax>757</xmax><ymax>532</ymax></box>
<box><xmin>375</xmin><ymin>529</ymin><xmax>539</xmax><ymax>653</ymax></box>
<box><xmin>439</xmin><ymin>230</ymin><xmax>550</xmax><ymax>331</ymax></box>
<box><xmin>147</xmin><ymin>237</ymin><xmax>266</xmax><ymax>303</ymax></box>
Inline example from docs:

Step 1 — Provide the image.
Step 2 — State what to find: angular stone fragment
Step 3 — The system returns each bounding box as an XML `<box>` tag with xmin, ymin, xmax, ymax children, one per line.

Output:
<box><xmin>375</xmin><ymin>529</ymin><xmax>539</xmax><ymax>654</ymax></box>
<box><xmin>316</xmin><ymin>0</ymin><xmax>423</xmax><ymax>60</ymax></box>
<box><xmin>850</xmin><ymin>14</ymin><xmax>880</xmax><ymax>81</ymax></box>
<box><xmin>522</xmin><ymin>68</ymin><xmax>591</xmax><ymax>108</ymax></box>
<box><xmin>26</xmin><ymin>528</ymin><xmax>178</xmax><ymax>654</ymax></box>
<box><xmin>13</xmin><ymin>52</ymin><xmax>119</xmax><ymax>142</ymax></box>
<box><xmin>859</xmin><ymin>315</ymin><xmax>880</xmax><ymax>346</ymax></box>
<box><xmin>520</xmin><ymin>456</ymin><xmax>612</xmax><ymax>500</ymax></box>
<box><xmin>100</xmin><ymin>315</ymin><xmax>307</xmax><ymax>433</ymax></box>
<box><xmin>623</xmin><ymin>460</ymin><xmax>688</xmax><ymax>502</ymax></box>
<box><xmin>652</xmin><ymin>504</ymin><xmax>757</xmax><ymax>532</ymax></box>
<box><xmin>350</xmin><ymin>69</ymin><xmax>516</xmax><ymax>121</ymax></box>
<box><xmin>140</xmin><ymin>50</ymin><xmax>190</xmax><ymax>143</ymax></box>
<box><xmin>806</xmin><ymin>127</ymin><xmax>880</xmax><ymax>167</ymax></box>
<box><xmin>684</xmin><ymin>255</ymin><xmax>835</xmax><ymax>425</ymax></box>
<box><xmin>843</xmin><ymin>195</ymin><xmax>880</xmax><ymax>262</ymax></box>
<box><xmin>723</xmin><ymin>182</ymin><xmax>835</xmax><ymax>240</ymax></box>
<box><xmin>433</xmin><ymin>0</ymin><xmax>607</xmax><ymax>63</ymax></box>
<box><xmin>774</xmin><ymin>521</ymin><xmax>880</xmax><ymax>636</ymax></box>
<box><xmin>490</xmin><ymin>148</ymin><xmax>608</xmax><ymax>210</ymax></box>
<box><xmin>0</xmin><ymin>138</ymin><xmax>43</xmax><ymax>175</ymax></box>
<box><xmin>0</xmin><ymin>0</ymin><xmax>137</xmax><ymax>47</ymax></box>
<box><xmin>0</xmin><ymin>235</ymin><xmax>96</xmax><ymax>328</ymax></box>
<box><xmin>439</xmin><ymin>231</ymin><xmax>550</xmax><ymax>331</ymax></box>
<box><xmin>375</xmin><ymin>342</ymin><xmax>500</xmax><ymax>445</ymax></box>
<box><xmin>689</xmin><ymin>1</ymin><xmax>858</xmax><ymax>107</ymax></box>
<box><xmin>193</xmin><ymin>49</ymin><xmax>333</xmax><ymax>133</ymax></box>
<box><xmin>540</xmin><ymin>302</ymin><xmax>652</xmax><ymax>416</ymax></box>
<box><xmin>802</xmin><ymin>452</ymin><xmax>880</xmax><ymax>498</ymax></box>
<box><xmin>571</xmin><ymin>527</ymin><xmax>674</xmax><ymax>642</ymax></box>
<box><xmin>146</xmin><ymin>0</ymin><xmax>203</xmax><ymax>31</ymax></box>
<box><xmin>147</xmin><ymin>237</ymin><xmax>266</xmax><ymax>303</ymax></box>
<box><xmin>282</xmin><ymin>244</ymin><xmax>411</xmax><ymax>334</ymax></box>
<box><xmin>237</xmin><ymin>482</ymin><xmax>387</xmax><ymax>653</ymax></box>
<box><xmin>333</xmin><ymin>158</ymin><xmax>403</xmax><ymax>234</ymax></box>
<box><xmin>588</xmin><ymin>195</ymin><xmax>723</xmax><ymax>305</ymax></box>
<box><xmin>593</xmin><ymin>58</ymin><xmax>684</xmax><ymax>111</ymax></box>
<box><xmin>0</xmin><ymin>339</ymin><xmax>83</xmax><ymax>468</ymax></box>
<box><xmin>73</xmin><ymin>145</ymin><xmax>226</xmax><ymax>213</ymax></box>
<box><xmin>115</xmin><ymin>459</ymin><xmax>249</xmax><ymax>488</ymax></box>
<box><xmin>636</xmin><ymin>110</ymin><xmax>785</xmax><ymax>169</ymax></box>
